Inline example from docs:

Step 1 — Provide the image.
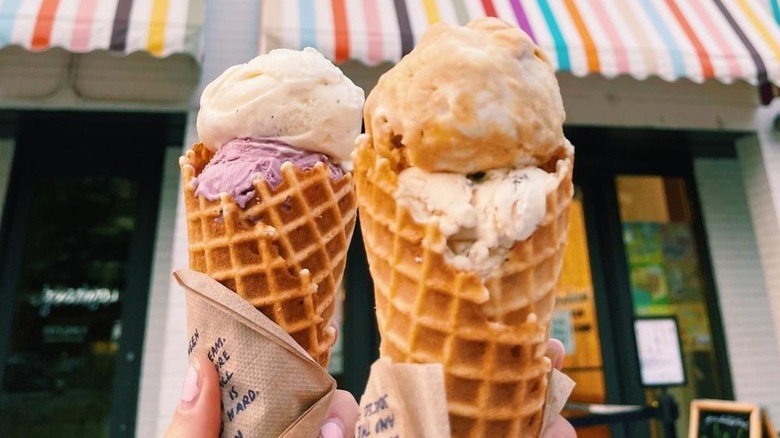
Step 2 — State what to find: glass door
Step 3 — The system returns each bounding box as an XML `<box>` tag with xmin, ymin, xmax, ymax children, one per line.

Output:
<box><xmin>0</xmin><ymin>112</ymin><xmax>167</xmax><ymax>437</ymax></box>
<box><xmin>560</xmin><ymin>126</ymin><xmax>735</xmax><ymax>438</ymax></box>
<box><xmin>615</xmin><ymin>175</ymin><xmax>728</xmax><ymax>438</ymax></box>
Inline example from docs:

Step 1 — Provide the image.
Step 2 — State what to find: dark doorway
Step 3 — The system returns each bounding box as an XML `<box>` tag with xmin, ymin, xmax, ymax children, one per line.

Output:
<box><xmin>0</xmin><ymin>111</ymin><xmax>180</xmax><ymax>437</ymax></box>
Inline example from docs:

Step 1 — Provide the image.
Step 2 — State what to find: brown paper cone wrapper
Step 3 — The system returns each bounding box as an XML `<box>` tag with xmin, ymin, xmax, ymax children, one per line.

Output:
<box><xmin>356</xmin><ymin>358</ymin><xmax>574</xmax><ymax>438</ymax></box>
<box><xmin>180</xmin><ymin>143</ymin><xmax>358</xmax><ymax>367</ymax></box>
<box><xmin>176</xmin><ymin>269</ymin><xmax>335</xmax><ymax>438</ymax></box>
<box><xmin>353</xmin><ymin>138</ymin><xmax>575</xmax><ymax>437</ymax></box>
<box><xmin>357</xmin><ymin>358</ymin><xmax>452</xmax><ymax>438</ymax></box>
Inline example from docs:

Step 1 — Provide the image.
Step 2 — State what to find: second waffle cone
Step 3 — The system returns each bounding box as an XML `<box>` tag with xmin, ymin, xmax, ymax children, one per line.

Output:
<box><xmin>354</xmin><ymin>139</ymin><xmax>574</xmax><ymax>437</ymax></box>
<box><xmin>181</xmin><ymin>143</ymin><xmax>358</xmax><ymax>367</ymax></box>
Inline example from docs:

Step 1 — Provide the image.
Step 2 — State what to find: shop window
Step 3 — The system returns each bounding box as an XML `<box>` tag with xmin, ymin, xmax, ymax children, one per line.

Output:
<box><xmin>0</xmin><ymin>176</ymin><xmax>139</xmax><ymax>437</ymax></box>
<box><xmin>0</xmin><ymin>111</ymin><xmax>170</xmax><ymax>437</ymax></box>
<box><xmin>616</xmin><ymin>175</ymin><xmax>725</xmax><ymax>438</ymax></box>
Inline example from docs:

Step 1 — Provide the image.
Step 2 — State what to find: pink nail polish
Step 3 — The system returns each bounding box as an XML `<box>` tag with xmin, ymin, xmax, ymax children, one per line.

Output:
<box><xmin>180</xmin><ymin>360</ymin><xmax>200</xmax><ymax>406</ymax></box>
<box><xmin>319</xmin><ymin>420</ymin><xmax>344</xmax><ymax>438</ymax></box>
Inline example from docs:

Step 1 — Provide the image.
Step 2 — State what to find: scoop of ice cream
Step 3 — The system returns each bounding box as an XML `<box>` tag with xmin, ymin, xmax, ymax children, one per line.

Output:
<box><xmin>192</xmin><ymin>138</ymin><xmax>344</xmax><ymax>208</ymax></box>
<box><xmin>395</xmin><ymin>152</ymin><xmax>570</xmax><ymax>274</ymax></box>
<box><xmin>363</xmin><ymin>17</ymin><xmax>565</xmax><ymax>173</ymax></box>
<box><xmin>197</xmin><ymin>47</ymin><xmax>365</xmax><ymax>168</ymax></box>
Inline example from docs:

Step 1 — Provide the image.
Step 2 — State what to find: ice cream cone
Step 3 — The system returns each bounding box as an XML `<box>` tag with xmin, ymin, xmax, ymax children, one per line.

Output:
<box><xmin>181</xmin><ymin>142</ymin><xmax>357</xmax><ymax>367</ymax></box>
<box><xmin>354</xmin><ymin>138</ymin><xmax>574</xmax><ymax>436</ymax></box>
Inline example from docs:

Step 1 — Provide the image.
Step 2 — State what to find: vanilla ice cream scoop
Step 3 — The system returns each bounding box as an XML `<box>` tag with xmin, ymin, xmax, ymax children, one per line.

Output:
<box><xmin>364</xmin><ymin>17</ymin><xmax>565</xmax><ymax>173</ymax></box>
<box><xmin>197</xmin><ymin>47</ymin><xmax>365</xmax><ymax>167</ymax></box>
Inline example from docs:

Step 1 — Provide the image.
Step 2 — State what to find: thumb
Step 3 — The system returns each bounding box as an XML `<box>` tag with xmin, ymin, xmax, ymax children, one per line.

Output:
<box><xmin>542</xmin><ymin>415</ymin><xmax>576</xmax><ymax>438</ymax></box>
<box><xmin>319</xmin><ymin>389</ymin><xmax>359</xmax><ymax>438</ymax></box>
<box><xmin>164</xmin><ymin>352</ymin><xmax>222</xmax><ymax>438</ymax></box>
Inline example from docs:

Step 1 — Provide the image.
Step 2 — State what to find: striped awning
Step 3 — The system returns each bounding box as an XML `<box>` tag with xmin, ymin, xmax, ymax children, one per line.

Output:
<box><xmin>261</xmin><ymin>0</ymin><xmax>780</xmax><ymax>101</ymax></box>
<box><xmin>0</xmin><ymin>0</ymin><xmax>204</xmax><ymax>59</ymax></box>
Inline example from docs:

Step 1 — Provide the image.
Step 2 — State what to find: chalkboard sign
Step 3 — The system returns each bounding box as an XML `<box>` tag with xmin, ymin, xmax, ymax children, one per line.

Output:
<box><xmin>689</xmin><ymin>400</ymin><xmax>761</xmax><ymax>438</ymax></box>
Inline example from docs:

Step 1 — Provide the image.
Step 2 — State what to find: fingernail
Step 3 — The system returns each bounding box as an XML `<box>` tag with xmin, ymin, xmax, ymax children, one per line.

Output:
<box><xmin>180</xmin><ymin>359</ymin><xmax>200</xmax><ymax>409</ymax></box>
<box><xmin>319</xmin><ymin>419</ymin><xmax>345</xmax><ymax>438</ymax></box>
<box><xmin>546</xmin><ymin>349</ymin><xmax>563</xmax><ymax>370</ymax></box>
<box><xmin>546</xmin><ymin>339</ymin><xmax>565</xmax><ymax>370</ymax></box>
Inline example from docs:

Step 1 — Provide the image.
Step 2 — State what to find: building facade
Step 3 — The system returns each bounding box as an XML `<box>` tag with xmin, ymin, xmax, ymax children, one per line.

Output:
<box><xmin>0</xmin><ymin>1</ymin><xmax>779</xmax><ymax>437</ymax></box>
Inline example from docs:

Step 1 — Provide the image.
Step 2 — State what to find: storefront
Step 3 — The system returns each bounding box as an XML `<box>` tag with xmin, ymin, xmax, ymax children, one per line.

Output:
<box><xmin>0</xmin><ymin>1</ymin><xmax>204</xmax><ymax>436</ymax></box>
<box><xmin>1</xmin><ymin>1</ymin><xmax>779</xmax><ymax>438</ymax></box>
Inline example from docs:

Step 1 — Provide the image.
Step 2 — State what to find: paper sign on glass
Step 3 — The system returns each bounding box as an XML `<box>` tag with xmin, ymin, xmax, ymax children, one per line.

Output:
<box><xmin>634</xmin><ymin>317</ymin><xmax>686</xmax><ymax>387</ymax></box>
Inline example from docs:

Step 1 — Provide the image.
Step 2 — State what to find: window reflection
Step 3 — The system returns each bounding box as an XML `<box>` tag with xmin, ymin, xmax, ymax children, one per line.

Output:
<box><xmin>616</xmin><ymin>175</ymin><xmax>723</xmax><ymax>438</ymax></box>
<box><xmin>0</xmin><ymin>176</ymin><xmax>138</xmax><ymax>437</ymax></box>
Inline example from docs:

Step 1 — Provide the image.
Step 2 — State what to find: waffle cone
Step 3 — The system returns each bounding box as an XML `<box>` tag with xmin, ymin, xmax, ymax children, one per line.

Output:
<box><xmin>180</xmin><ymin>143</ymin><xmax>357</xmax><ymax>367</ymax></box>
<box><xmin>354</xmin><ymin>139</ymin><xmax>574</xmax><ymax>437</ymax></box>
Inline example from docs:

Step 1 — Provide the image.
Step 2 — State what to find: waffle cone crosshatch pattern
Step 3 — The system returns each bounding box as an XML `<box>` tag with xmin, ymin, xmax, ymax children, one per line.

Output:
<box><xmin>3</xmin><ymin>0</ymin><xmax>780</xmax><ymax>435</ymax></box>
<box><xmin>354</xmin><ymin>137</ymin><xmax>575</xmax><ymax>436</ymax></box>
<box><xmin>181</xmin><ymin>143</ymin><xmax>358</xmax><ymax>367</ymax></box>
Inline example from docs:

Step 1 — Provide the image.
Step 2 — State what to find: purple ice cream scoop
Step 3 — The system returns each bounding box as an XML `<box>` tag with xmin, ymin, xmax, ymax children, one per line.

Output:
<box><xmin>192</xmin><ymin>138</ymin><xmax>345</xmax><ymax>208</ymax></box>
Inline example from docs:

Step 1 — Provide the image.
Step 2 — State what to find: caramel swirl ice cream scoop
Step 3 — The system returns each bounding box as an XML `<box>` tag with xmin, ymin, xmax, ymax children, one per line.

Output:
<box><xmin>363</xmin><ymin>17</ymin><xmax>565</xmax><ymax>174</ymax></box>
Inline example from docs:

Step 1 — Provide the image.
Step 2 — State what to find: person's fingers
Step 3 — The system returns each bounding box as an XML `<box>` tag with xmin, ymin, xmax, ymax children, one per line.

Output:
<box><xmin>330</xmin><ymin>319</ymin><xmax>340</xmax><ymax>344</ymax></box>
<box><xmin>319</xmin><ymin>389</ymin><xmax>359</xmax><ymax>438</ymax></box>
<box><xmin>547</xmin><ymin>338</ymin><xmax>565</xmax><ymax>370</ymax></box>
<box><xmin>164</xmin><ymin>352</ymin><xmax>222</xmax><ymax>438</ymax></box>
<box><xmin>542</xmin><ymin>341</ymin><xmax>574</xmax><ymax>436</ymax></box>
<box><xmin>542</xmin><ymin>415</ymin><xmax>576</xmax><ymax>438</ymax></box>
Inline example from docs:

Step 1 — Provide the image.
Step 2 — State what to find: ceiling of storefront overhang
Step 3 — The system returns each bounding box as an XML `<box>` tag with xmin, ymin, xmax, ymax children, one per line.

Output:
<box><xmin>0</xmin><ymin>46</ymin><xmax>200</xmax><ymax>108</ymax></box>
<box><xmin>0</xmin><ymin>0</ymin><xmax>204</xmax><ymax>108</ymax></box>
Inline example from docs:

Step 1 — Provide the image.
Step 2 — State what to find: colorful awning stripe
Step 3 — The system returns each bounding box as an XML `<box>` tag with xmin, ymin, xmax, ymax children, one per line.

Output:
<box><xmin>261</xmin><ymin>0</ymin><xmax>780</xmax><ymax>96</ymax></box>
<box><xmin>0</xmin><ymin>0</ymin><xmax>204</xmax><ymax>59</ymax></box>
